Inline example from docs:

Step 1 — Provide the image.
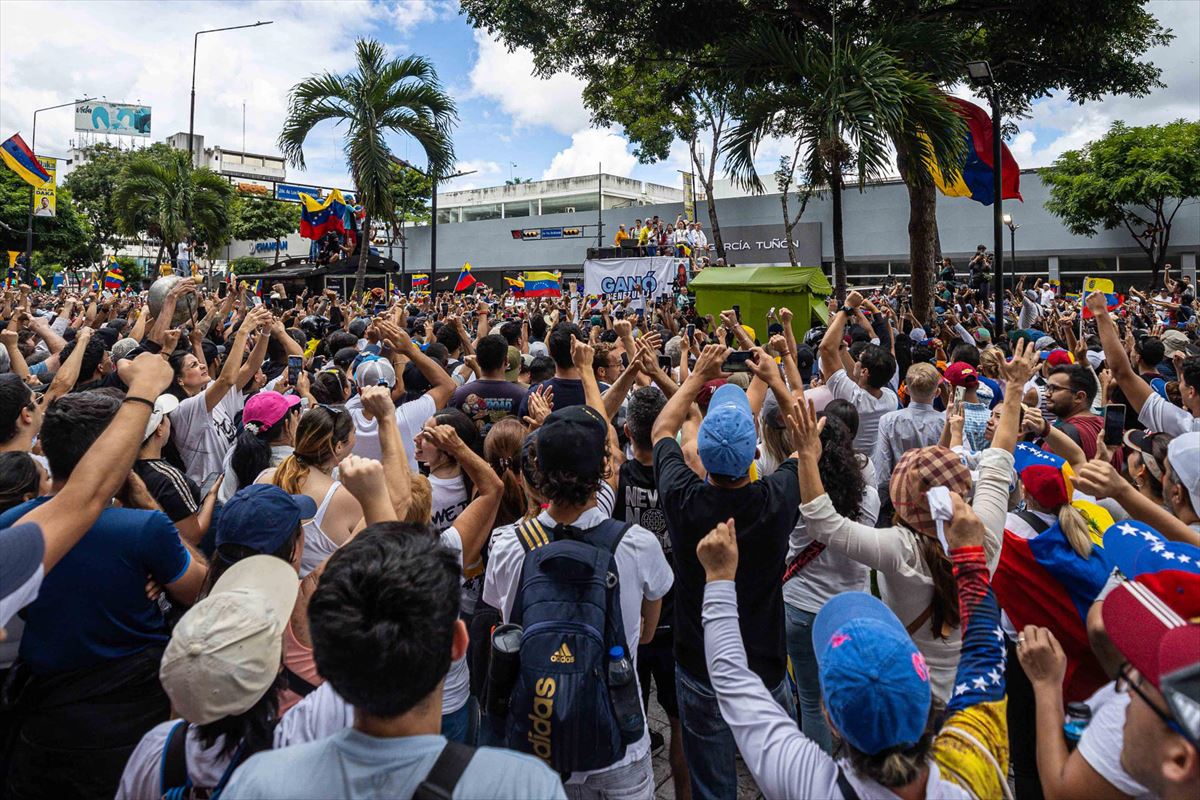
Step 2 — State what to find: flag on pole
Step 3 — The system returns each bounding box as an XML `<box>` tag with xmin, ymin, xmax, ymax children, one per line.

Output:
<box><xmin>298</xmin><ymin>189</ymin><xmax>349</xmax><ymax>240</ymax></box>
<box><xmin>103</xmin><ymin>266</ymin><xmax>124</xmax><ymax>289</ymax></box>
<box><xmin>454</xmin><ymin>262</ymin><xmax>476</xmax><ymax>292</ymax></box>
<box><xmin>924</xmin><ymin>97</ymin><xmax>1023</xmax><ymax>206</ymax></box>
<box><xmin>1081</xmin><ymin>277</ymin><xmax>1121</xmax><ymax>319</ymax></box>
<box><xmin>412</xmin><ymin>273</ymin><xmax>430</xmax><ymax>289</ymax></box>
<box><xmin>0</xmin><ymin>133</ymin><xmax>51</xmax><ymax>187</ymax></box>
<box><xmin>504</xmin><ymin>275</ymin><xmax>525</xmax><ymax>294</ymax></box>
<box><xmin>522</xmin><ymin>271</ymin><xmax>561</xmax><ymax>298</ymax></box>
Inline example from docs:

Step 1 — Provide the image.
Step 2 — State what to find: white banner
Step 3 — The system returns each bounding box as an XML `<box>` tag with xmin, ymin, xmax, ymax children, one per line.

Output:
<box><xmin>583</xmin><ymin>257</ymin><xmax>677</xmax><ymax>308</ymax></box>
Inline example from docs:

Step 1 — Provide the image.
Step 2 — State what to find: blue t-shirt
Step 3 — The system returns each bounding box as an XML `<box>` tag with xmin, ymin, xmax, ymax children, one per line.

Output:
<box><xmin>0</xmin><ymin>498</ymin><xmax>189</xmax><ymax>675</ymax></box>
<box><xmin>518</xmin><ymin>377</ymin><xmax>586</xmax><ymax>418</ymax></box>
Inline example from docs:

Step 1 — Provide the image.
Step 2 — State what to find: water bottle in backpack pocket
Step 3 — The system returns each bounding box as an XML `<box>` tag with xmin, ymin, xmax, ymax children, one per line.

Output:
<box><xmin>503</xmin><ymin>517</ymin><xmax>644</xmax><ymax>774</ymax></box>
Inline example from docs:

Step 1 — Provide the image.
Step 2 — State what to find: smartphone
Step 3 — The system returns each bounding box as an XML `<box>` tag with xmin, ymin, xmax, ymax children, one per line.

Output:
<box><xmin>686</xmin><ymin>323</ymin><xmax>696</xmax><ymax>341</ymax></box>
<box><xmin>1103</xmin><ymin>404</ymin><xmax>1126</xmax><ymax>445</ymax></box>
<box><xmin>955</xmin><ymin>385</ymin><xmax>966</xmax><ymax>404</ymax></box>
<box><xmin>657</xmin><ymin>354</ymin><xmax>672</xmax><ymax>370</ymax></box>
<box><xmin>636</xmin><ymin>308</ymin><xmax>645</xmax><ymax>325</ymax></box>
<box><xmin>768</xmin><ymin>307</ymin><xmax>776</xmax><ymax>320</ymax></box>
<box><xmin>288</xmin><ymin>355</ymin><xmax>303</xmax><ymax>386</ymax></box>
<box><xmin>251</xmin><ymin>295</ymin><xmax>263</xmax><ymax>307</ymax></box>
<box><xmin>722</xmin><ymin>351</ymin><xmax>755</xmax><ymax>373</ymax></box>
<box><xmin>732</xmin><ymin>304</ymin><xmax>741</xmax><ymax>323</ymax></box>
<box><xmin>441</xmin><ymin>302</ymin><xmax>448</xmax><ymax>316</ymax></box>
<box><xmin>373</xmin><ymin>303</ymin><xmax>386</xmax><ymax>315</ymax></box>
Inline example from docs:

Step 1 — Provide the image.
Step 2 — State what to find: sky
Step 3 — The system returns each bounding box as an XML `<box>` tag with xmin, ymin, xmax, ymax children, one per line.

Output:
<box><xmin>1</xmin><ymin>0</ymin><xmax>1197</xmax><ymax>196</ymax></box>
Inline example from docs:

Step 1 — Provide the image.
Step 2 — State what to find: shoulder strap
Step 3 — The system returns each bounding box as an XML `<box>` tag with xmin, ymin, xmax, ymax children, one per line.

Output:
<box><xmin>413</xmin><ymin>741</ymin><xmax>477</xmax><ymax>800</ymax></box>
<box><xmin>905</xmin><ymin>604</ymin><xmax>934</xmax><ymax>637</ymax></box>
<box><xmin>282</xmin><ymin>665</ymin><xmax>318</xmax><ymax>698</ymax></box>
<box><xmin>1014</xmin><ymin>509</ymin><xmax>1052</xmax><ymax>535</ymax></box>
<box><xmin>159</xmin><ymin>720</ymin><xmax>189</xmax><ymax>797</ymax></box>
<box><xmin>835</xmin><ymin>766</ymin><xmax>863</xmax><ymax>800</ymax></box>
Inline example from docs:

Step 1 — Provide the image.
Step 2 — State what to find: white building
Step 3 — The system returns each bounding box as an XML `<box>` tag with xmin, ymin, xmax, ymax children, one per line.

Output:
<box><xmin>435</xmin><ymin>173</ymin><xmax>683</xmax><ymax>224</ymax></box>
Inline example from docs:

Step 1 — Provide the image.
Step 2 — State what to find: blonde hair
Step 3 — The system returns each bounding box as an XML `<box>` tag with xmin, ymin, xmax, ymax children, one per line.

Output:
<box><xmin>272</xmin><ymin>407</ymin><xmax>353</xmax><ymax>494</ymax></box>
<box><xmin>905</xmin><ymin>362</ymin><xmax>941</xmax><ymax>401</ymax></box>
<box><xmin>402</xmin><ymin>474</ymin><xmax>433</xmax><ymax>525</ymax></box>
<box><xmin>1058</xmin><ymin>504</ymin><xmax>1094</xmax><ymax>559</ymax></box>
<box><xmin>979</xmin><ymin>348</ymin><xmax>1005</xmax><ymax>380</ymax></box>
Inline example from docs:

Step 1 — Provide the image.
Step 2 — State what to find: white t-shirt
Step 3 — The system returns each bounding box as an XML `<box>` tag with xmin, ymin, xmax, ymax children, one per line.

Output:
<box><xmin>170</xmin><ymin>385</ymin><xmax>245</xmax><ymax>485</ymax></box>
<box><xmin>1137</xmin><ymin>391</ymin><xmax>1200</xmax><ymax>437</ymax></box>
<box><xmin>116</xmin><ymin>721</ymin><xmax>235</xmax><ymax>800</ymax></box>
<box><xmin>825</xmin><ymin>368</ymin><xmax>898</xmax><ymax>455</ymax></box>
<box><xmin>783</xmin><ymin>480</ymin><xmax>879</xmax><ymax>614</ymax></box>
<box><xmin>346</xmin><ymin>392</ymin><xmax>435</xmax><ymax>470</ymax></box>
<box><xmin>481</xmin><ymin>505</ymin><xmax>673</xmax><ymax>783</ymax></box>
<box><xmin>1076</xmin><ymin>682</ymin><xmax>1154</xmax><ymax>798</ymax></box>
<box><xmin>429</xmin><ymin>473</ymin><xmax>469</xmax><ymax>534</ymax></box>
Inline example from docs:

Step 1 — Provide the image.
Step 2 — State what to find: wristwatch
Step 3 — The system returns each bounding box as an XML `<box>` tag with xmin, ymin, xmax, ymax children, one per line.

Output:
<box><xmin>839</xmin><ymin>305</ymin><xmax>853</xmax><ymax>316</ymax></box>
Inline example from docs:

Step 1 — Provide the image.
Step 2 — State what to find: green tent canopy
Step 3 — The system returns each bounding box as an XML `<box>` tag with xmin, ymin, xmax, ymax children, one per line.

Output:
<box><xmin>688</xmin><ymin>266</ymin><xmax>832</xmax><ymax>343</ymax></box>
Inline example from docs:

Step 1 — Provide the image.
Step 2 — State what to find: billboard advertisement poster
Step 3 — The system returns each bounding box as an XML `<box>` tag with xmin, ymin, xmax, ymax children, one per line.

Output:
<box><xmin>682</xmin><ymin>172</ymin><xmax>695</xmax><ymax>222</ymax></box>
<box><xmin>276</xmin><ymin>183</ymin><xmax>322</xmax><ymax>203</ymax></box>
<box><xmin>583</xmin><ymin>256</ymin><xmax>677</xmax><ymax>310</ymax></box>
<box><xmin>74</xmin><ymin>101</ymin><xmax>152</xmax><ymax>137</ymax></box>
<box><xmin>32</xmin><ymin>156</ymin><xmax>56</xmax><ymax>218</ymax></box>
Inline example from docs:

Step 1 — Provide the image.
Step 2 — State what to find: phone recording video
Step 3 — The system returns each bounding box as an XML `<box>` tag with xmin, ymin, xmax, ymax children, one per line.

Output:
<box><xmin>722</xmin><ymin>351</ymin><xmax>755</xmax><ymax>373</ymax></box>
<box><xmin>1103</xmin><ymin>404</ymin><xmax>1126</xmax><ymax>446</ymax></box>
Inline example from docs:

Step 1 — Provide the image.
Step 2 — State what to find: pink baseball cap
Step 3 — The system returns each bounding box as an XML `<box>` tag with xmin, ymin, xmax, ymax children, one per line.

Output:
<box><xmin>243</xmin><ymin>391</ymin><xmax>300</xmax><ymax>431</ymax></box>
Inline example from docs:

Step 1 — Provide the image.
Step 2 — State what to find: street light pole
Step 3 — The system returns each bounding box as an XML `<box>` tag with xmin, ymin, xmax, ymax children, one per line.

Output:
<box><xmin>966</xmin><ymin>60</ymin><xmax>1004</xmax><ymax>337</ymax></box>
<box><xmin>188</xmin><ymin>21</ymin><xmax>273</xmax><ymax>169</ymax></box>
<box><xmin>23</xmin><ymin>97</ymin><xmax>97</xmax><ymax>282</ymax></box>
<box><xmin>388</xmin><ymin>155</ymin><xmax>474</xmax><ymax>291</ymax></box>
<box><xmin>1004</xmin><ymin>213</ymin><xmax>1020</xmax><ymax>282</ymax></box>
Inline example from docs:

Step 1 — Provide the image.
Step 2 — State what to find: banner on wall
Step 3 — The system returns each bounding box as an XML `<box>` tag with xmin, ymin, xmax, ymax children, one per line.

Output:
<box><xmin>75</xmin><ymin>101</ymin><xmax>152</xmax><ymax>137</ymax></box>
<box><xmin>582</xmin><ymin>256</ymin><xmax>678</xmax><ymax>308</ymax></box>
<box><xmin>681</xmin><ymin>172</ymin><xmax>695</xmax><ymax>222</ymax></box>
<box><xmin>31</xmin><ymin>156</ymin><xmax>56</xmax><ymax>217</ymax></box>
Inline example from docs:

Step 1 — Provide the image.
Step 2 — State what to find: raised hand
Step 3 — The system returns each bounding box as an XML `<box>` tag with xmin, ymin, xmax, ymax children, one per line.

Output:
<box><xmin>692</xmin><ymin>343</ymin><xmax>731</xmax><ymax>381</ymax></box>
<box><xmin>571</xmin><ymin>335</ymin><xmax>595</xmax><ymax>372</ymax></box>
<box><xmin>784</xmin><ymin>397</ymin><xmax>824</xmax><ymax>461</ymax></box>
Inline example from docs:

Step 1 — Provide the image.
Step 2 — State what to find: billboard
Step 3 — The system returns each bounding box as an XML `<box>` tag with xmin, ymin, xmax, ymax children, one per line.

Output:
<box><xmin>276</xmin><ymin>183</ymin><xmax>322</xmax><ymax>203</ymax></box>
<box><xmin>75</xmin><ymin>100</ymin><xmax>152</xmax><ymax>137</ymax></box>
<box><xmin>32</xmin><ymin>156</ymin><xmax>56</xmax><ymax>218</ymax></box>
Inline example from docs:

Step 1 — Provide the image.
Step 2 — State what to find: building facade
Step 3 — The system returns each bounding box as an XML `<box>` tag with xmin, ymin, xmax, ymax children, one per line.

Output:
<box><xmin>435</xmin><ymin>173</ymin><xmax>683</xmax><ymax>224</ymax></box>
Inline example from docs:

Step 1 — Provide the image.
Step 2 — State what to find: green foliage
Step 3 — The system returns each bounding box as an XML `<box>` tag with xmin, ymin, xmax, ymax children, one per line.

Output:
<box><xmin>388</xmin><ymin>163</ymin><xmax>433</xmax><ymax>228</ymax></box>
<box><xmin>0</xmin><ymin>169</ymin><xmax>98</xmax><ymax>270</ymax></box>
<box><xmin>63</xmin><ymin>142</ymin><xmax>130</xmax><ymax>254</ymax></box>
<box><xmin>112</xmin><ymin>148</ymin><xmax>234</xmax><ymax>263</ymax></box>
<box><xmin>111</xmin><ymin>255</ymin><xmax>144</xmax><ymax>286</ymax></box>
<box><xmin>278</xmin><ymin>38</ymin><xmax>456</xmax><ymax>295</ymax></box>
<box><xmin>1042</xmin><ymin>120</ymin><xmax>1200</xmax><ymax>284</ymax></box>
<box><xmin>230</xmin><ymin>256</ymin><xmax>265</xmax><ymax>275</ymax></box>
<box><xmin>232</xmin><ymin>194</ymin><xmax>299</xmax><ymax>242</ymax></box>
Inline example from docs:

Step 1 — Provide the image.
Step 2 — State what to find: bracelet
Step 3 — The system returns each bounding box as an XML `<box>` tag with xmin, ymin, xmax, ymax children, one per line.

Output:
<box><xmin>124</xmin><ymin>395</ymin><xmax>156</xmax><ymax>409</ymax></box>
<box><xmin>1041</xmin><ymin>418</ymin><xmax>1051</xmax><ymax>438</ymax></box>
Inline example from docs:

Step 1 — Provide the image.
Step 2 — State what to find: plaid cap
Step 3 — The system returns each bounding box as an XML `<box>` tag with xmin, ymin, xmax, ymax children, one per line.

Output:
<box><xmin>889</xmin><ymin>446</ymin><xmax>972</xmax><ymax>538</ymax></box>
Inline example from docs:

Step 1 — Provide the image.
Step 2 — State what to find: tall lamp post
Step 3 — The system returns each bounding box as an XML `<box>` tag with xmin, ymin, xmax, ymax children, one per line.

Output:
<box><xmin>1003</xmin><ymin>213</ymin><xmax>1019</xmax><ymax>281</ymax></box>
<box><xmin>188</xmin><ymin>21</ymin><xmax>273</xmax><ymax>169</ymax></box>
<box><xmin>390</xmin><ymin>156</ymin><xmax>475</xmax><ymax>290</ymax></box>
<box><xmin>966</xmin><ymin>60</ymin><xmax>1004</xmax><ymax>336</ymax></box>
<box><xmin>23</xmin><ymin>97</ymin><xmax>98</xmax><ymax>282</ymax></box>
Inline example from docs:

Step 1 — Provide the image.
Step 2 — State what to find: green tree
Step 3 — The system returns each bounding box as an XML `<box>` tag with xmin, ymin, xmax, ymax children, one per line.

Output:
<box><xmin>278</xmin><ymin>39</ymin><xmax>456</xmax><ymax>297</ymax></box>
<box><xmin>386</xmin><ymin>163</ymin><xmax>432</xmax><ymax>268</ymax></box>
<box><xmin>230</xmin><ymin>255</ymin><xmax>265</xmax><ymax>275</ymax></box>
<box><xmin>1042</xmin><ymin>120</ymin><xmax>1200</xmax><ymax>288</ymax></box>
<box><xmin>0</xmin><ymin>170</ymin><xmax>98</xmax><ymax>275</ymax></box>
<box><xmin>63</xmin><ymin>142</ymin><xmax>132</xmax><ymax>258</ymax></box>
<box><xmin>231</xmin><ymin>194</ymin><xmax>300</xmax><ymax>264</ymax></box>
<box><xmin>112</xmin><ymin>148</ymin><xmax>234</xmax><ymax>270</ymax></box>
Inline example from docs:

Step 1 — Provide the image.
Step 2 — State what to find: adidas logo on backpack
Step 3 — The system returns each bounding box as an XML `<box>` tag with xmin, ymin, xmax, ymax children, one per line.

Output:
<box><xmin>550</xmin><ymin>643</ymin><xmax>574</xmax><ymax>664</ymax></box>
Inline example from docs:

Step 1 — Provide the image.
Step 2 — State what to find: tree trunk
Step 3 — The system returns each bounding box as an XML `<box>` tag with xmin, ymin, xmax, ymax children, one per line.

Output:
<box><xmin>894</xmin><ymin>138</ymin><xmax>940</xmax><ymax>324</ymax></box>
<box><xmin>274</xmin><ymin>237</ymin><xmax>281</xmax><ymax>266</ymax></box>
<box><xmin>831</xmin><ymin>170</ymin><xmax>846</xmax><ymax>304</ymax></box>
<box><xmin>154</xmin><ymin>242</ymin><xmax>166</xmax><ymax>275</ymax></box>
<box><xmin>781</xmin><ymin>190</ymin><xmax>799</xmax><ymax>267</ymax></box>
<box><xmin>352</xmin><ymin>214</ymin><xmax>370</xmax><ymax>299</ymax></box>
<box><xmin>705</xmin><ymin>186</ymin><xmax>726</xmax><ymax>262</ymax></box>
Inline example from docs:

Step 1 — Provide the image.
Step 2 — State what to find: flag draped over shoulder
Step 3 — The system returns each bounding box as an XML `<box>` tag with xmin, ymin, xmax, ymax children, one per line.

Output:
<box><xmin>299</xmin><ymin>189</ymin><xmax>349</xmax><ymax>241</ymax></box>
<box><xmin>924</xmin><ymin>97</ymin><xmax>1022</xmax><ymax>206</ymax></box>
<box><xmin>454</xmin><ymin>262</ymin><xmax>476</xmax><ymax>292</ymax></box>
<box><xmin>0</xmin><ymin>133</ymin><xmax>50</xmax><ymax>187</ymax></box>
<box><xmin>522</xmin><ymin>271</ymin><xmax>561</xmax><ymax>298</ymax></box>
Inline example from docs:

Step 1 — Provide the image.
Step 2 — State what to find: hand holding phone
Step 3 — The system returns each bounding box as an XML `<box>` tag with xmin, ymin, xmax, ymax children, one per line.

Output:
<box><xmin>288</xmin><ymin>355</ymin><xmax>303</xmax><ymax>386</ymax></box>
<box><xmin>721</xmin><ymin>351</ymin><xmax>754</xmax><ymax>373</ymax></box>
<box><xmin>1103</xmin><ymin>404</ymin><xmax>1126</xmax><ymax>446</ymax></box>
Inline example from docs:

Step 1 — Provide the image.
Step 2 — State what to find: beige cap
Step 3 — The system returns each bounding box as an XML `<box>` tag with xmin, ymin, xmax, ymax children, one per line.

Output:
<box><xmin>159</xmin><ymin>555</ymin><xmax>299</xmax><ymax>724</ymax></box>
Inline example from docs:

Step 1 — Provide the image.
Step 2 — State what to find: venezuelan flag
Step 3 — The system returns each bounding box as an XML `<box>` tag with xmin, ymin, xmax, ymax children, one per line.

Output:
<box><xmin>454</xmin><ymin>262</ymin><xmax>476</xmax><ymax>292</ymax></box>
<box><xmin>523</xmin><ymin>270</ymin><xmax>561</xmax><ymax>298</ymax></box>
<box><xmin>104</xmin><ymin>267</ymin><xmax>124</xmax><ymax>290</ymax></box>
<box><xmin>298</xmin><ymin>189</ymin><xmax>348</xmax><ymax>241</ymax></box>
<box><xmin>32</xmin><ymin>274</ymin><xmax>45</xmax><ymax>289</ymax></box>
<box><xmin>924</xmin><ymin>97</ymin><xmax>1022</xmax><ymax>206</ymax></box>
<box><xmin>412</xmin><ymin>273</ymin><xmax>429</xmax><ymax>288</ymax></box>
<box><xmin>504</xmin><ymin>275</ymin><xmax>526</xmax><ymax>294</ymax></box>
<box><xmin>0</xmin><ymin>133</ymin><xmax>50</xmax><ymax>187</ymax></box>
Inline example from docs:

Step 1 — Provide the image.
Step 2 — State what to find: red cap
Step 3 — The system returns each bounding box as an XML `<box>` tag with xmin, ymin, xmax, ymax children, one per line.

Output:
<box><xmin>696</xmin><ymin>379</ymin><xmax>727</xmax><ymax>413</ymax></box>
<box><xmin>1046</xmin><ymin>350</ymin><xmax>1074</xmax><ymax>367</ymax></box>
<box><xmin>943</xmin><ymin>361</ymin><xmax>979</xmax><ymax>388</ymax></box>
<box><xmin>1020</xmin><ymin>463</ymin><xmax>1070</xmax><ymax>508</ymax></box>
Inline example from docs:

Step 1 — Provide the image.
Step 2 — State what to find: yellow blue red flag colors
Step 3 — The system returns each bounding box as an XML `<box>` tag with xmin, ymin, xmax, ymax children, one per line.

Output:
<box><xmin>104</xmin><ymin>266</ymin><xmax>124</xmax><ymax>290</ymax></box>
<box><xmin>298</xmin><ymin>189</ymin><xmax>349</xmax><ymax>240</ymax></box>
<box><xmin>0</xmin><ymin>133</ymin><xmax>50</xmax><ymax>187</ymax></box>
<box><xmin>522</xmin><ymin>271</ymin><xmax>561</xmax><ymax>297</ymax></box>
<box><xmin>504</xmin><ymin>275</ymin><xmax>525</xmax><ymax>293</ymax></box>
<box><xmin>925</xmin><ymin>97</ymin><xmax>1022</xmax><ymax>207</ymax></box>
<box><xmin>454</xmin><ymin>262</ymin><xmax>476</xmax><ymax>292</ymax></box>
<box><xmin>1081</xmin><ymin>277</ymin><xmax>1121</xmax><ymax>319</ymax></box>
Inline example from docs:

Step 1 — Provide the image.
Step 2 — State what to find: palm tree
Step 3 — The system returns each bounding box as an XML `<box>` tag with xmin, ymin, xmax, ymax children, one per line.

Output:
<box><xmin>279</xmin><ymin>39</ymin><xmax>456</xmax><ymax>297</ymax></box>
<box><xmin>113</xmin><ymin>149</ymin><xmax>234</xmax><ymax>271</ymax></box>
<box><xmin>722</xmin><ymin>20</ymin><xmax>965</xmax><ymax>304</ymax></box>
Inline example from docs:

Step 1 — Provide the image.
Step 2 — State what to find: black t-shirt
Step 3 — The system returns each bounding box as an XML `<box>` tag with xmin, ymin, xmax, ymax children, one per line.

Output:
<box><xmin>653</xmin><ymin>438</ymin><xmax>800</xmax><ymax>687</ymax></box>
<box><xmin>450</xmin><ymin>378</ymin><xmax>528</xmax><ymax>435</ymax></box>
<box><xmin>134</xmin><ymin>458</ymin><xmax>201</xmax><ymax>523</ymax></box>
<box><xmin>518</xmin><ymin>377</ymin><xmax>585</xmax><ymax>417</ymax></box>
<box><xmin>614</xmin><ymin>457</ymin><xmax>673</xmax><ymax>636</ymax></box>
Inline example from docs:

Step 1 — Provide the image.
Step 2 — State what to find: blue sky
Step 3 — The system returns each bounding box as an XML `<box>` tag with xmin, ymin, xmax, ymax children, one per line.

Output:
<box><xmin>1</xmin><ymin>0</ymin><xmax>1196</xmax><ymax>195</ymax></box>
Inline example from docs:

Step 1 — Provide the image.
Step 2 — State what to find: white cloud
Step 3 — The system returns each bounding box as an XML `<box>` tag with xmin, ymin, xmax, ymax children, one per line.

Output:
<box><xmin>542</xmin><ymin>129</ymin><xmax>636</xmax><ymax>179</ymax></box>
<box><xmin>0</xmin><ymin>0</ymin><xmax>441</xmax><ymax>191</ymax></box>
<box><xmin>466</xmin><ymin>30</ymin><xmax>590</xmax><ymax>135</ymax></box>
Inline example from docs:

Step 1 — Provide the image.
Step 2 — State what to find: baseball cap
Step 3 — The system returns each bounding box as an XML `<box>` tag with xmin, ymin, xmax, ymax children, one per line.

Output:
<box><xmin>1084</xmin><ymin>350</ymin><xmax>1105</xmax><ymax>370</ymax></box>
<box><xmin>1167</xmin><ymin>432</ymin><xmax>1200</xmax><ymax>515</ymax></box>
<box><xmin>537</xmin><ymin>405</ymin><xmax>608</xmax><ymax>477</ymax></box>
<box><xmin>354</xmin><ymin>356</ymin><xmax>397</xmax><ymax>389</ymax></box>
<box><xmin>333</xmin><ymin>347</ymin><xmax>360</xmax><ymax>371</ymax></box>
<box><xmin>243</xmin><ymin>391</ymin><xmax>300</xmax><ymax>432</ymax></box>
<box><xmin>695</xmin><ymin>379</ymin><xmax>727</xmax><ymax>413</ymax></box>
<box><xmin>1034</xmin><ymin>335</ymin><xmax>1056</xmax><ymax>351</ymax></box>
<box><xmin>760</xmin><ymin>391</ymin><xmax>787</xmax><ymax>430</ymax></box>
<box><xmin>909</xmin><ymin>327</ymin><xmax>927</xmax><ymax>343</ymax></box>
<box><xmin>506</xmin><ymin>346</ymin><xmax>522</xmax><ymax>382</ymax></box>
<box><xmin>215</xmin><ymin>484</ymin><xmax>317</xmax><ymax>555</ymax></box>
<box><xmin>795</xmin><ymin>345</ymin><xmax>816</xmax><ymax>385</ymax></box>
<box><xmin>697</xmin><ymin>384</ymin><xmax>757</xmax><ymax>478</ymax></box>
<box><xmin>94</xmin><ymin>327</ymin><xmax>119</xmax><ymax>349</ymax></box>
<box><xmin>111</xmin><ymin>337</ymin><xmax>140</xmax><ymax>361</ymax></box>
<box><xmin>1102</xmin><ymin>579</ymin><xmax>1200</xmax><ymax>746</ymax></box>
<box><xmin>159</xmin><ymin>555</ymin><xmax>299</xmax><ymax>724</ymax></box>
<box><xmin>1123</xmin><ymin>430</ymin><xmax>1167</xmax><ymax>483</ymax></box>
<box><xmin>144</xmin><ymin>394</ymin><xmax>180</xmax><ymax>440</ymax></box>
<box><xmin>943</xmin><ymin>361</ymin><xmax>979</xmax><ymax>388</ymax></box>
<box><xmin>814</xmin><ymin>592</ymin><xmax>932</xmax><ymax>755</ymax></box>
<box><xmin>1020</xmin><ymin>463</ymin><xmax>1071</xmax><ymax>508</ymax></box>
<box><xmin>1044</xmin><ymin>349</ymin><xmax>1073</xmax><ymax>367</ymax></box>
<box><xmin>975</xmin><ymin>327</ymin><xmax>992</xmax><ymax>342</ymax></box>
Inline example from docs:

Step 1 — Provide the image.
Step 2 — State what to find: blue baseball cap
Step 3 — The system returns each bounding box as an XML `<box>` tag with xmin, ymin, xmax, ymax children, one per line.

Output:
<box><xmin>216</xmin><ymin>484</ymin><xmax>317</xmax><ymax>555</ymax></box>
<box><xmin>697</xmin><ymin>384</ymin><xmax>757</xmax><ymax>478</ymax></box>
<box><xmin>1103</xmin><ymin>520</ymin><xmax>1200</xmax><ymax>580</ymax></box>
<box><xmin>813</xmin><ymin>592</ymin><xmax>932</xmax><ymax>755</ymax></box>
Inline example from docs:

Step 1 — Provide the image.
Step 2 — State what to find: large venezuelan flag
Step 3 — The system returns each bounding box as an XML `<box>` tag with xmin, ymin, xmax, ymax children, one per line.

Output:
<box><xmin>926</xmin><ymin>97</ymin><xmax>1022</xmax><ymax>206</ymax></box>
<box><xmin>454</xmin><ymin>262</ymin><xmax>476</xmax><ymax>292</ymax></box>
<box><xmin>299</xmin><ymin>189</ymin><xmax>349</xmax><ymax>240</ymax></box>
<box><xmin>522</xmin><ymin>271</ymin><xmax>561</xmax><ymax>298</ymax></box>
<box><xmin>0</xmin><ymin>134</ymin><xmax>50</xmax><ymax>187</ymax></box>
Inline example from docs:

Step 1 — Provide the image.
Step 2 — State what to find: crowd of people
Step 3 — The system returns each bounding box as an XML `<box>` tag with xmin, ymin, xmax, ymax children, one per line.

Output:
<box><xmin>0</xmin><ymin>264</ymin><xmax>1198</xmax><ymax>800</ymax></box>
<box><xmin>614</xmin><ymin>215</ymin><xmax>714</xmax><ymax>265</ymax></box>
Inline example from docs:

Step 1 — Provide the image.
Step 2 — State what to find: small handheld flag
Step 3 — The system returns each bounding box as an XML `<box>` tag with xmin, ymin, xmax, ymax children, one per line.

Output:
<box><xmin>0</xmin><ymin>133</ymin><xmax>51</xmax><ymax>188</ymax></box>
<box><xmin>522</xmin><ymin>270</ymin><xmax>561</xmax><ymax>298</ymax></box>
<box><xmin>412</xmin><ymin>273</ymin><xmax>430</xmax><ymax>288</ymax></box>
<box><xmin>1081</xmin><ymin>277</ymin><xmax>1121</xmax><ymax>320</ymax></box>
<box><xmin>103</xmin><ymin>266</ymin><xmax>124</xmax><ymax>290</ymax></box>
<box><xmin>454</xmin><ymin>262</ymin><xmax>476</xmax><ymax>292</ymax></box>
<box><xmin>32</xmin><ymin>274</ymin><xmax>45</xmax><ymax>289</ymax></box>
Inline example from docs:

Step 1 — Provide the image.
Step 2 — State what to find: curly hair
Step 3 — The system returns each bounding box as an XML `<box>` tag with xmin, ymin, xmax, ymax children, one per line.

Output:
<box><xmin>818</xmin><ymin>416</ymin><xmax>864</xmax><ymax>521</ymax></box>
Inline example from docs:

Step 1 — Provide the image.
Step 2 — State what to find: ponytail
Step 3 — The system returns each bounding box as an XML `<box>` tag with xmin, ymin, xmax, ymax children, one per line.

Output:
<box><xmin>272</xmin><ymin>454</ymin><xmax>308</xmax><ymax>495</ymax></box>
<box><xmin>1058</xmin><ymin>504</ymin><xmax>1094</xmax><ymax>559</ymax></box>
<box><xmin>230</xmin><ymin>410</ymin><xmax>298</xmax><ymax>492</ymax></box>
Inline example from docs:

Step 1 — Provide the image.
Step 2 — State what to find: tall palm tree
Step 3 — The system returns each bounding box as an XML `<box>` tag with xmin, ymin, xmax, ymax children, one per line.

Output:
<box><xmin>113</xmin><ymin>149</ymin><xmax>234</xmax><ymax>270</ymax></box>
<box><xmin>279</xmin><ymin>39</ymin><xmax>456</xmax><ymax>297</ymax></box>
<box><xmin>722</xmin><ymin>20</ymin><xmax>965</xmax><ymax>304</ymax></box>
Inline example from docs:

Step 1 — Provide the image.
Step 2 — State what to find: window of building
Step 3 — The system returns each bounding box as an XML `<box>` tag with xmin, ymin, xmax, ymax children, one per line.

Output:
<box><xmin>502</xmin><ymin>201</ymin><xmax>531</xmax><ymax>218</ymax></box>
<box><xmin>462</xmin><ymin>203</ymin><xmax>502</xmax><ymax>222</ymax></box>
<box><xmin>1058</xmin><ymin>256</ymin><xmax>1118</xmax><ymax>276</ymax></box>
<box><xmin>541</xmin><ymin>194</ymin><xmax>599</xmax><ymax>215</ymax></box>
<box><xmin>436</xmin><ymin>208</ymin><xmax>460</xmax><ymax>225</ymax></box>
